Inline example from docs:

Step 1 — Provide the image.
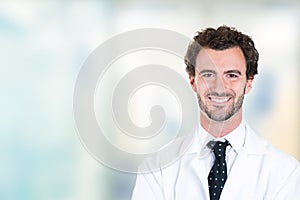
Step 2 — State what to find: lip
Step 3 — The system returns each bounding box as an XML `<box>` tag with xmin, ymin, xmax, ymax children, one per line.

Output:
<box><xmin>208</xmin><ymin>96</ymin><xmax>231</xmax><ymax>104</ymax></box>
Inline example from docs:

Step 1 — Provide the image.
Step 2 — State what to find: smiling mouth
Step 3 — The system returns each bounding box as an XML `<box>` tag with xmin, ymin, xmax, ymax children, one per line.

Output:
<box><xmin>208</xmin><ymin>96</ymin><xmax>231</xmax><ymax>103</ymax></box>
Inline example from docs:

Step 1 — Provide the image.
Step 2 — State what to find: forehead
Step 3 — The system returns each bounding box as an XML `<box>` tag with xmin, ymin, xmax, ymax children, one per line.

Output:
<box><xmin>195</xmin><ymin>47</ymin><xmax>246</xmax><ymax>72</ymax></box>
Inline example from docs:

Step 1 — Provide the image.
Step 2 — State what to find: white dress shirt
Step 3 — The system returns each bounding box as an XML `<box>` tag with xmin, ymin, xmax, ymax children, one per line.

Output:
<box><xmin>197</xmin><ymin>121</ymin><xmax>246</xmax><ymax>176</ymax></box>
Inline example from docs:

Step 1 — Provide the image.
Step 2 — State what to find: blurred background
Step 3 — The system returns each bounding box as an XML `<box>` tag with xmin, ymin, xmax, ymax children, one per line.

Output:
<box><xmin>1</xmin><ymin>0</ymin><xmax>299</xmax><ymax>200</ymax></box>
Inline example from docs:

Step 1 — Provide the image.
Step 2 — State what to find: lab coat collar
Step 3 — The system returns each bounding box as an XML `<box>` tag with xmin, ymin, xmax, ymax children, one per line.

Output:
<box><xmin>223</xmin><ymin>121</ymin><xmax>245</xmax><ymax>154</ymax></box>
<box><xmin>243</xmin><ymin>122</ymin><xmax>268</xmax><ymax>155</ymax></box>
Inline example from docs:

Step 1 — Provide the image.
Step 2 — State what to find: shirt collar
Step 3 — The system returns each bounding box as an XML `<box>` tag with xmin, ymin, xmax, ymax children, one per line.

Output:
<box><xmin>189</xmin><ymin>120</ymin><xmax>246</xmax><ymax>157</ymax></box>
<box><xmin>223</xmin><ymin>120</ymin><xmax>246</xmax><ymax>153</ymax></box>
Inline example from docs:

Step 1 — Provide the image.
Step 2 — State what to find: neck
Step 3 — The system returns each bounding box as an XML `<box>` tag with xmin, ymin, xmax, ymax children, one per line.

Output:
<box><xmin>200</xmin><ymin>110</ymin><xmax>243</xmax><ymax>138</ymax></box>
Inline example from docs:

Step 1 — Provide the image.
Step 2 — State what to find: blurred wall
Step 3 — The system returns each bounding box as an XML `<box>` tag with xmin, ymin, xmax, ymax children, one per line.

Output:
<box><xmin>1</xmin><ymin>1</ymin><xmax>299</xmax><ymax>200</ymax></box>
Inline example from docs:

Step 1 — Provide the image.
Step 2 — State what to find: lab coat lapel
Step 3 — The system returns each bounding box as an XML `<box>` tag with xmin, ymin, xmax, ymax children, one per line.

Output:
<box><xmin>172</xmin><ymin>131</ymin><xmax>210</xmax><ymax>199</ymax></box>
<box><xmin>220</xmin><ymin>124</ymin><xmax>268</xmax><ymax>199</ymax></box>
<box><xmin>219</xmin><ymin>148</ymin><xmax>251</xmax><ymax>199</ymax></box>
<box><xmin>190</xmin><ymin>156</ymin><xmax>210</xmax><ymax>199</ymax></box>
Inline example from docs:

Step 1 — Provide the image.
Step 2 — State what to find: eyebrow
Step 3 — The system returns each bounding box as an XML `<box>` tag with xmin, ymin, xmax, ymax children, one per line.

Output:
<box><xmin>198</xmin><ymin>69</ymin><xmax>216</xmax><ymax>74</ymax></box>
<box><xmin>197</xmin><ymin>69</ymin><xmax>243</xmax><ymax>76</ymax></box>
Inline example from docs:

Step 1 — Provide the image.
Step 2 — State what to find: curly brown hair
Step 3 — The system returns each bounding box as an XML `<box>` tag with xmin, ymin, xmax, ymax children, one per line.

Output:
<box><xmin>184</xmin><ymin>25</ymin><xmax>259</xmax><ymax>80</ymax></box>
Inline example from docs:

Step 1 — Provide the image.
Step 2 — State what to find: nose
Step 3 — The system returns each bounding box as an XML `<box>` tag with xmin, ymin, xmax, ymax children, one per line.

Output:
<box><xmin>212</xmin><ymin>76</ymin><xmax>227</xmax><ymax>93</ymax></box>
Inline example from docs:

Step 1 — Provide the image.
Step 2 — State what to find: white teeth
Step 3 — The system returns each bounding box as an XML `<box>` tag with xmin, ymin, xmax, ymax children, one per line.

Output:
<box><xmin>210</xmin><ymin>97</ymin><xmax>229</xmax><ymax>103</ymax></box>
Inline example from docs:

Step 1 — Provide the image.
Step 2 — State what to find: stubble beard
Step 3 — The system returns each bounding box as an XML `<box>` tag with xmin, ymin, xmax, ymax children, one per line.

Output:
<box><xmin>197</xmin><ymin>89</ymin><xmax>246</xmax><ymax>122</ymax></box>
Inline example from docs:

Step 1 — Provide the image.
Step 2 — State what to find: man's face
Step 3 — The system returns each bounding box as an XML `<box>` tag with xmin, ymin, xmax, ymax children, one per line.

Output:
<box><xmin>189</xmin><ymin>47</ymin><xmax>253</xmax><ymax>122</ymax></box>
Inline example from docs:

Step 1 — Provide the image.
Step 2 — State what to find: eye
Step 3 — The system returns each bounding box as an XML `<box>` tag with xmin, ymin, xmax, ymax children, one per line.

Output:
<box><xmin>201</xmin><ymin>73</ymin><xmax>214</xmax><ymax>78</ymax></box>
<box><xmin>226</xmin><ymin>73</ymin><xmax>240</xmax><ymax>79</ymax></box>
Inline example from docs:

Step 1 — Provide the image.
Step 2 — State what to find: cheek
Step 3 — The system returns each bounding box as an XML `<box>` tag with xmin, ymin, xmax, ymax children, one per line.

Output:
<box><xmin>226</xmin><ymin>82</ymin><xmax>247</xmax><ymax>96</ymax></box>
<box><xmin>237</xmin><ymin>84</ymin><xmax>248</xmax><ymax>95</ymax></box>
<box><xmin>197</xmin><ymin>78</ymin><xmax>213</xmax><ymax>91</ymax></box>
<box><xmin>197</xmin><ymin>79</ymin><xmax>211</xmax><ymax>91</ymax></box>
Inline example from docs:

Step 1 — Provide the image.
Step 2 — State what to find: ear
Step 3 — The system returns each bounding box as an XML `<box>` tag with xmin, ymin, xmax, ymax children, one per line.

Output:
<box><xmin>245</xmin><ymin>79</ymin><xmax>253</xmax><ymax>94</ymax></box>
<box><xmin>189</xmin><ymin>76</ymin><xmax>197</xmax><ymax>92</ymax></box>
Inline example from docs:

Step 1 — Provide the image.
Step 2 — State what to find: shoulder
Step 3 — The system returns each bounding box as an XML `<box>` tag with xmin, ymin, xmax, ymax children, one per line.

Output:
<box><xmin>244</xmin><ymin>124</ymin><xmax>300</xmax><ymax>196</ymax></box>
<box><xmin>245</xmin><ymin>124</ymin><xmax>300</xmax><ymax>183</ymax></box>
<box><xmin>246</xmin><ymin>124</ymin><xmax>299</xmax><ymax>167</ymax></box>
<box><xmin>138</xmin><ymin>131</ymin><xmax>197</xmax><ymax>173</ymax></box>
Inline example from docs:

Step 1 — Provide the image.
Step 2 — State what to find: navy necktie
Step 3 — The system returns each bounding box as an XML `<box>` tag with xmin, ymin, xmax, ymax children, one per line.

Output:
<box><xmin>207</xmin><ymin>140</ymin><xmax>229</xmax><ymax>200</ymax></box>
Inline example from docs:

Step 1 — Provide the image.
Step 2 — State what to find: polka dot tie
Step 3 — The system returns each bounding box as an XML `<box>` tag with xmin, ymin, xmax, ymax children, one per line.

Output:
<box><xmin>207</xmin><ymin>140</ymin><xmax>229</xmax><ymax>200</ymax></box>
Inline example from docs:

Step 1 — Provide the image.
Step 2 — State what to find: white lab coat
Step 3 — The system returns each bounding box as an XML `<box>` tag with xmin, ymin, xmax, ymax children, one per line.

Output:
<box><xmin>131</xmin><ymin>123</ymin><xmax>300</xmax><ymax>200</ymax></box>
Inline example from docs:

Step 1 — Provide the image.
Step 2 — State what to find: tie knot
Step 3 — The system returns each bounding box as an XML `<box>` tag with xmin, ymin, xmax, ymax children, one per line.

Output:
<box><xmin>208</xmin><ymin>140</ymin><xmax>229</xmax><ymax>158</ymax></box>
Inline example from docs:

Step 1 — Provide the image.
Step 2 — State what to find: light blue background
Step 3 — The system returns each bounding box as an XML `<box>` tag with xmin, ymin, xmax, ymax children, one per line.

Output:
<box><xmin>1</xmin><ymin>1</ymin><xmax>299</xmax><ymax>200</ymax></box>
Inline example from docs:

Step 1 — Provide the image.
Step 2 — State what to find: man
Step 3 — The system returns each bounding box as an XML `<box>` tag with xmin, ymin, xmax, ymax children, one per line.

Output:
<box><xmin>131</xmin><ymin>26</ymin><xmax>300</xmax><ymax>200</ymax></box>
